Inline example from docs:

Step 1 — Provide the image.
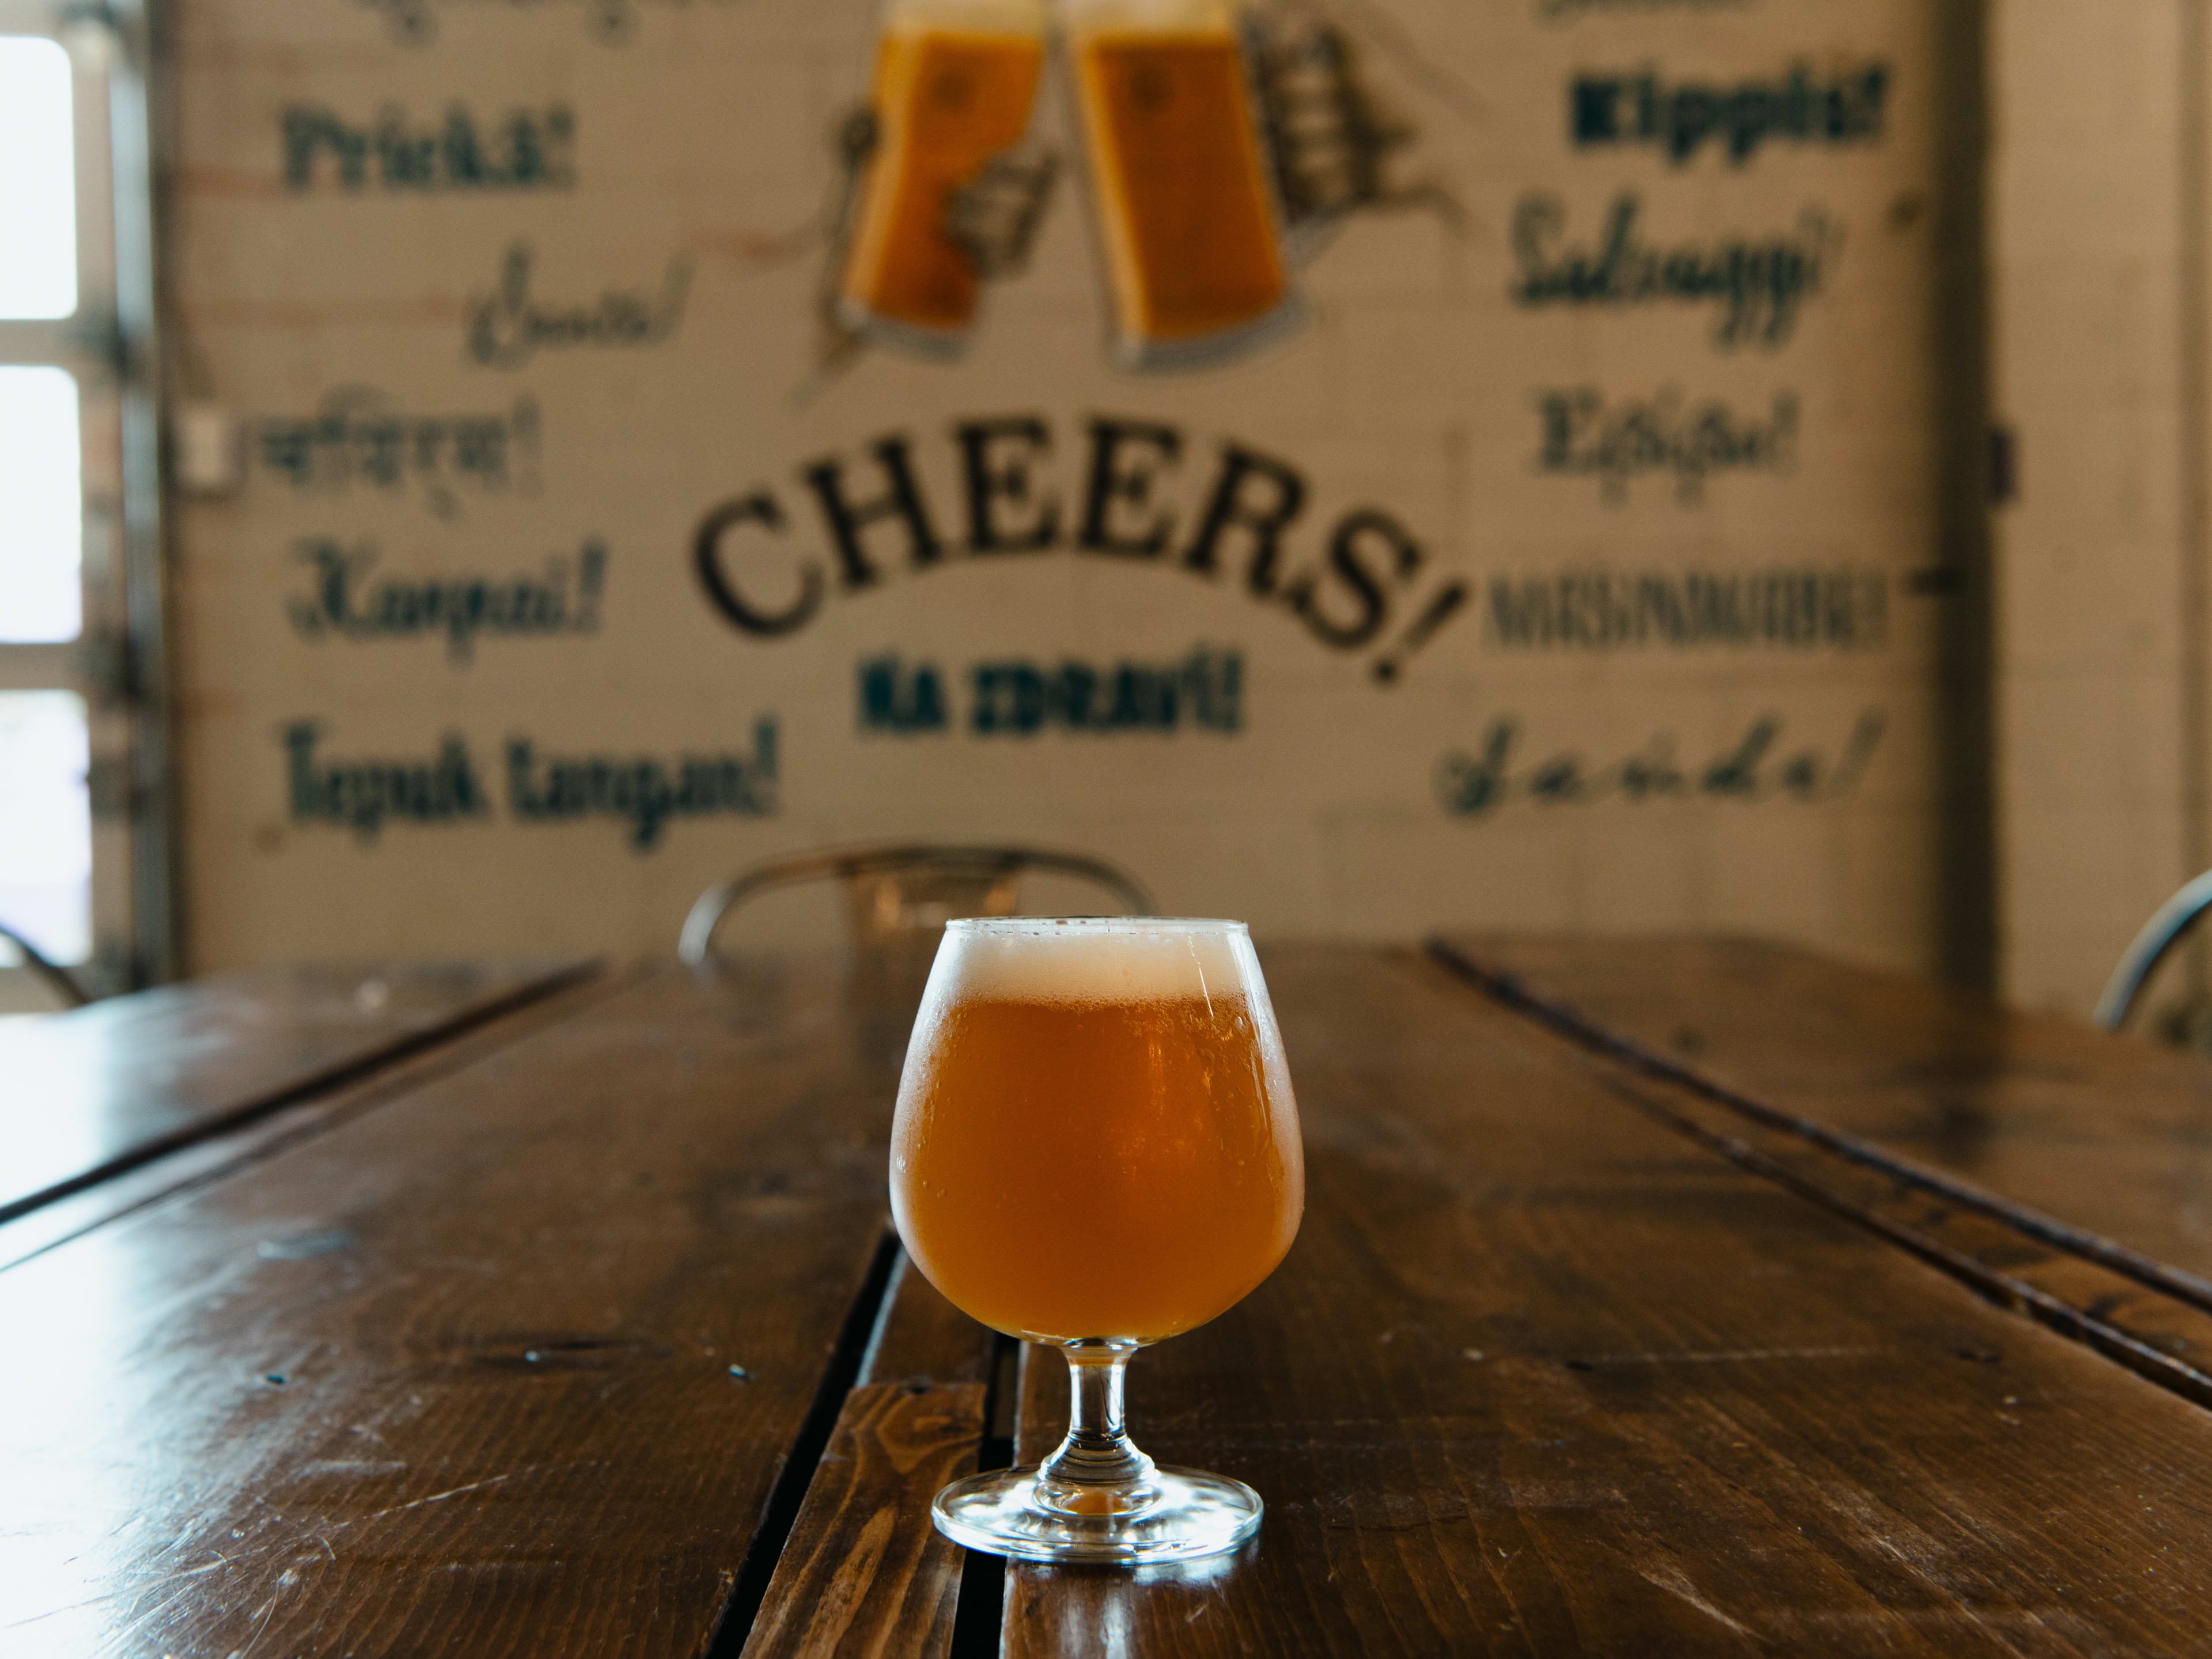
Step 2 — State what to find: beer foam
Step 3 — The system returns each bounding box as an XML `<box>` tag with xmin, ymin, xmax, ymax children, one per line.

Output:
<box><xmin>934</xmin><ymin>917</ymin><xmax>1258</xmax><ymax>1006</ymax></box>
<box><xmin>888</xmin><ymin>0</ymin><xmax>1048</xmax><ymax>33</ymax></box>
<box><xmin>1060</xmin><ymin>0</ymin><xmax>1239</xmax><ymax>34</ymax></box>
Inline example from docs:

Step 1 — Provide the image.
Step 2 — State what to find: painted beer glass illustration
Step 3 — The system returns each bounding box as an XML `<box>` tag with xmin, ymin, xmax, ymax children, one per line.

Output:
<box><xmin>838</xmin><ymin>0</ymin><xmax>1050</xmax><ymax>353</ymax></box>
<box><xmin>1065</xmin><ymin>0</ymin><xmax>1301</xmax><ymax>368</ymax></box>
<box><xmin>891</xmin><ymin>918</ymin><xmax>1304</xmax><ymax>1562</ymax></box>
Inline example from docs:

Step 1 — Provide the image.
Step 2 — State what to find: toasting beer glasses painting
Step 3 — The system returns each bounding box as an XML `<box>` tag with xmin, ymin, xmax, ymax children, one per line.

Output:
<box><xmin>891</xmin><ymin>918</ymin><xmax>1304</xmax><ymax>1562</ymax></box>
<box><xmin>1066</xmin><ymin>0</ymin><xmax>1300</xmax><ymax>368</ymax></box>
<box><xmin>831</xmin><ymin>0</ymin><xmax>1421</xmax><ymax>370</ymax></box>
<box><xmin>838</xmin><ymin>0</ymin><xmax>1054</xmax><ymax>351</ymax></box>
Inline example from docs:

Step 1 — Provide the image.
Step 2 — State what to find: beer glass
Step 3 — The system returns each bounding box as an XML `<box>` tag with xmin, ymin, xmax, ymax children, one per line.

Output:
<box><xmin>1062</xmin><ymin>0</ymin><xmax>1302</xmax><ymax>369</ymax></box>
<box><xmin>839</xmin><ymin>0</ymin><xmax>1050</xmax><ymax>354</ymax></box>
<box><xmin>891</xmin><ymin>917</ymin><xmax>1303</xmax><ymax>1562</ymax></box>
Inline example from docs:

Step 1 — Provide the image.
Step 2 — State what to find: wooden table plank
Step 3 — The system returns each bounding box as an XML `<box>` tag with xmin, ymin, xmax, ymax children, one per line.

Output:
<box><xmin>1429</xmin><ymin>934</ymin><xmax>2212</xmax><ymax>1285</ymax></box>
<box><xmin>997</xmin><ymin>946</ymin><xmax>2212</xmax><ymax>1656</ymax></box>
<box><xmin>0</xmin><ymin>960</ymin><xmax>900</xmax><ymax>1659</ymax></box>
<box><xmin>0</xmin><ymin>967</ymin><xmax>626</xmax><ymax>1275</ymax></box>
<box><xmin>1427</xmin><ymin>935</ymin><xmax>2212</xmax><ymax>1385</ymax></box>
<box><xmin>0</xmin><ymin>958</ymin><xmax>596</xmax><ymax>1221</ymax></box>
<box><xmin>741</xmin><ymin>1260</ymin><xmax>997</xmax><ymax>1659</ymax></box>
<box><xmin>1429</xmin><ymin>934</ymin><xmax>2212</xmax><ymax>1416</ymax></box>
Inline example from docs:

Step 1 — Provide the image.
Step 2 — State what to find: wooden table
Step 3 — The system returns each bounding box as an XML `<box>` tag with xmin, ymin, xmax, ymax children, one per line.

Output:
<box><xmin>9</xmin><ymin>941</ymin><xmax>2212</xmax><ymax>1656</ymax></box>
<box><xmin>0</xmin><ymin>959</ymin><xmax>596</xmax><ymax>1267</ymax></box>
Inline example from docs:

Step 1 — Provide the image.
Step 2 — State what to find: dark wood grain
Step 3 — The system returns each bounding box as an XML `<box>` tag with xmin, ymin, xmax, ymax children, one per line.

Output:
<box><xmin>1001</xmin><ymin>946</ymin><xmax>2212</xmax><ymax>1656</ymax></box>
<box><xmin>0</xmin><ymin>959</ymin><xmax>903</xmax><ymax>1659</ymax></box>
<box><xmin>0</xmin><ymin>965</ymin><xmax>632</xmax><ymax>1275</ymax></box>
<box><xmin>1426</xmin><ymin>935</ymin><xmax>2212</xmax><ymax>1415</ymax></box>
<box><xmin>1430</xmin><ymin>934</ymin><xmax>2212</xmax><ymax>1290</ymax></box>
<box><xmin>742</xmin><ymin>1260</ymin><xmax>995</xmax><ymax>1659</ymax></box>
<box><xmin>0</xmin><ymin>957</ymin><xmax>596</xmax><ymax>1220</ymax></box>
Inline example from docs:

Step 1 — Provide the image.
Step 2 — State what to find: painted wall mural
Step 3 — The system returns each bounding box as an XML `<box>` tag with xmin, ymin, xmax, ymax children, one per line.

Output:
<box><xmin>168</xmin><ymin>0</ymin><xmax>1951</xmax><ymax>968</ymax></box>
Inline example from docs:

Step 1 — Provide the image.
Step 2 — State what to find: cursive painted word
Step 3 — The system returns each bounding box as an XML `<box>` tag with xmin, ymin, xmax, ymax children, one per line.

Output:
<box><xmin>859</xmin><ymin>649</ymin><xmax>1243</xmax><ymax>735</ymax></box>
<box><xmin>283</xmin><ymin>721</ymin><xmax>490</xmax><ymax>839</ymax></box>
<box><xmin>1485</xmin><ymin>566</ymin><xmax>1887</xmax><ymax>653</ymax></box>
<box><xmin>694</xmin><ymin>415</ymin><xmax>1467</xmax><ymax>685</ymax></box>
<box><xmin>972</xmin><ymin>647</ymin><xmax>1242</xmax><ymax>735</ymax></box>
<box><xmin>256</xmin><ymin>387</ymin><xmax>540</xmax><ymax>519</ymax></box>
<box><xmin>1571</xmin><ymin>63</ymin><xmax>1888</xmax><ymax>165</ymax></box>
<box><xmin>1537</xmin><ymin>387</ymin><xmax>1796</xmax><ymax>503</ymax></box>
<box><xmin>1539</xmin><ymin>0</ymin><xmax>1748</xmax><ymax>21</ymax></box>
<box><xmin>858</xmin><ymin>656</ymin><xmax>952</xmax><ymax>734</ymax></box>
<box><xmin>354</xmin><ymin>0</ymin><xmax>742</xmax><ymax>44</ymax></box>
<box><xmin>283</xmin><ymin>103</ymin><xmax>574</xmax><ymax>192</ymax></box>
<box><xmin>286</xmin><ymin>538</ymin><xmax>605</xmax><ymax>662</ymax></box>
<box><xmin>1512</xmin><ymin>194</ymin><xmax>1838</xmax><ymax>349</ymax></box>
<box><xmin>281</xmin><ymin>719</ymin><xmax>776</xmax><ymax>846</ymax></box>
<box><xmin>1437</xmin><ymin>710</ymin><xmax>1884</xmax><ymax>817</ymax></box>
<box><xmin>509</xmin><ymin>721</ymin><xmax>776</xmax><ymax>849</ymax></box>
<box><xmin>465</xmin><ymin>242</ymin><xmax>690</xmax><ymax>369</ymax></box>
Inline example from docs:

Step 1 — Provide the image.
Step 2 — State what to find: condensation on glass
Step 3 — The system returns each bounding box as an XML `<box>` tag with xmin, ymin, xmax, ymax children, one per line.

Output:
<box><xmin>0</xmin><ymin>36</ymin><xmax>78</xmax><ymax>320</ymax></box>
<box><xmin>892</xmin><ymin>917</ymin><xmax>1303</xmax><ymax>1563</ymax></box>
<box><xmin>0</xmin><ymin>691</ymin><xmax>93</xmax><ymax>968</ymax></box>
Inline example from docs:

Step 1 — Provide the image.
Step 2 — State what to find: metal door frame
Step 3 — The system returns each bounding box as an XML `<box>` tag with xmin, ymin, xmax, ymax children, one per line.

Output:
<box><xmin>0</xmin><ymin>0</ymin><xmax>171</xmax><ymax>1006</ymax></box>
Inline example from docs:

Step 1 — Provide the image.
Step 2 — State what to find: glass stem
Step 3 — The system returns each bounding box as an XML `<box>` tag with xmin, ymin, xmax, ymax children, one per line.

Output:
<box><xmin>1039</xmin><ymin>1340</ymin><xmax>1157</xmax><ymax>1501</ymax></box>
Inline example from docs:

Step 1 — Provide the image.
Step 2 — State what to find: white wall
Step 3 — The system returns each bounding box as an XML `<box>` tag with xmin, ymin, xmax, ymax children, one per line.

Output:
<box><xmin>164</xmin><ymin>0</ymin><xmax>1959</xmax><ymax>972</ymax></box>
<box><xmin>1990</xmin><ymin>0</ymin><xmax>2197</xmax><ymax>1014</ymax></box>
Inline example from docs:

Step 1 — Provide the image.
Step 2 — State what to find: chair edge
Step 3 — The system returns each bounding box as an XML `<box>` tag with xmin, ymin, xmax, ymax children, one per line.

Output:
<box><xmin>2095</xmin><ymin>868</ymin><xmax>2212</xmax><ymax>1030</ymax></box>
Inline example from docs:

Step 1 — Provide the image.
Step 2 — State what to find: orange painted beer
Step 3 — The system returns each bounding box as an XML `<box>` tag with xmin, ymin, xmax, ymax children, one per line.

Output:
<box><xmin>840</xmin><ymin>21</ymin><xmax>1046</xmax><ymax>340</ymax></box>
<box><xmin>891</xmin><ymin>921</ymin><xmax>1302</xmax><ymax>1343</ymax></box>
<box><xmin>1070</xmin><ymin>15</ymin><xmax>1290</xmax><ymax>358</ymax></box>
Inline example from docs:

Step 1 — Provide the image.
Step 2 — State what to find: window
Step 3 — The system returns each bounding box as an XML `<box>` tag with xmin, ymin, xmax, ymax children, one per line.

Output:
<box><xmin>0</xmin><ymin>365</ymin><xmax>84</xmax><ymax>644</ymax></box>
<box><xmin>0</xmin><ymin>5</ymin><xmax>166</xmax><ymax>1011</ymax></box>
<box><xmin>0</xmin><ymin>37</ymin><xmax>75</xmax><ymax>318</ymax></box>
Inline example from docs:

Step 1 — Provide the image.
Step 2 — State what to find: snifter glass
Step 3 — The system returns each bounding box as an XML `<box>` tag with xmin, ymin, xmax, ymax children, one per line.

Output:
<box><xmin>890</xmin><ymin>916</ymin><xmax>1304</xmax><ymax>1563</ymax></box>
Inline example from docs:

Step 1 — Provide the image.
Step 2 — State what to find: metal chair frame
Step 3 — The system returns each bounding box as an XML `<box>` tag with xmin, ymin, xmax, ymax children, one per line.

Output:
<box><xmin>2096</xmin><ymin>868</ymin><xmax>2212</xmax><ymax>1029</ymax></box>
<box><xmin>678</xmin><ymin>842</ymin><xmax>1156</xmax><ymax>968</ymax></box>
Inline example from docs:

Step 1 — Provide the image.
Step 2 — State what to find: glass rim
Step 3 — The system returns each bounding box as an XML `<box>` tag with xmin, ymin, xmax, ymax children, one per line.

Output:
<box><xmin>943</xmin><ymin>915</ymin><xmax>1248</xmax><ymax>934</ymax></box>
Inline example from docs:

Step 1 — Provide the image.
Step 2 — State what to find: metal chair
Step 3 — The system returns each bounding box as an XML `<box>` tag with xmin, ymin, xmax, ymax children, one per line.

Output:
<box><xmin>0</xmin><ymin>920</ymin><xmax>93</xmax><ymax>1009</ymax></box>
<box><xmin>2096</xmin><ymin>869</ymin><xmax>2212</xmax><ymax>1030</ymax></box>
<box><xmin>678</xmin><ymin>843</ymin><xmax>1156</xmax><ymax>969</ymax></box>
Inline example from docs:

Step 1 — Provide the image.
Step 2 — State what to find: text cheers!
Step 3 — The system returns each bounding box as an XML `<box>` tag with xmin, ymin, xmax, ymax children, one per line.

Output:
<box><xmin>691</xmin><ymin>415</ymin><xmax>1469</xmax><ymax>687</ymax></box>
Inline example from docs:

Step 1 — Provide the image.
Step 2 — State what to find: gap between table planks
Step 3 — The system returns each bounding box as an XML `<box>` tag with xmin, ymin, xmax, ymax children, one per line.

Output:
<box><xmin>736</xmin><ymin>1253</ymin><xmax>1002</xmax><ymax>1659</ymax></box>
<box><xmin>0</xmin><ymin>958</ymin><xmax>914</xmax><ymax>1659</ymax></box>
<box><xmin>18</xmin><ymin>945</ymin><xmax>2212</xmax><ymax>1654</ymax></box>
<box><xmin>0</xmin><ymin>964</ymin><xmax>634</xmax><ymax>1273</ymax></box>
<box><xmin>749</xmin><ymin>946</ymin><xmax>2212</xmax><ymax>1657</ymax></box>
<box><xmin>0</xmin><ymin>956</ymin><xmax>600</xmax><ymax>1224</ymax></box>
<box><xmin>1428</xmin><ymin>933</ymin><xmax>2212</xmax><ymax>1414</ymax></box>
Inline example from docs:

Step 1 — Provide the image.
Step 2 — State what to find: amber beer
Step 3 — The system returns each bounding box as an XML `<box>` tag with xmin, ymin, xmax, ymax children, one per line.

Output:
<box><xmin>1066</xmin><ymin>0</ymin><xmax>1296</xmax><ymax>367</ymax></box>
<box><xmin>891</xmin><ymin>919</ymin><xmax>1302</xmax><ymax>1343</ymax></box>
<box><xmin>839</xmin><ymin>0</ymin><xmax>1048</xmax><ymax>350</ymax></box>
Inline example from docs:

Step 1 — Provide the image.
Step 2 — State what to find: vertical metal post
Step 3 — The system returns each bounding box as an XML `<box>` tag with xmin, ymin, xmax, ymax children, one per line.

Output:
<box><xmin>1933</xmin><ymin>0</ymin><xmax>1999</xmax><ymax>994</ymax></box>
<box><xmin>2180</xmin><ymin>0</ymin><xmax>2212</xmax><ymax>1030</ymax></box>
<box><xmin>104</xmin><ymin>0</ymin><xmax>175</xmax><ymax>985</ymax></box>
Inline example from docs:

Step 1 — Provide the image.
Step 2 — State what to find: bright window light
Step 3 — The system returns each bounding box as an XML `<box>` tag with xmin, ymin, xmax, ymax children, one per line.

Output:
<box><xmin>0</xmin><ymin>366</ymin><xmax>82</xmax><ymax>643</ymax></box>
<box><xmin>0</xmin><ymin>37</ymin><xmax>77</xmax><ymax>319</ymax></box>
<box><xmin>0</xmin><ymin>691</ymin><xmax>92</xmax><ymax>968</ymax></box>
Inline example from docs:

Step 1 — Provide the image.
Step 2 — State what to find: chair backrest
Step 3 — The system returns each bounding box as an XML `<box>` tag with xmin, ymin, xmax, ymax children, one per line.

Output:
<box><xmin>679</xmin><ymin>843</ymin><xmax>1156</xmax><ymax>969</ymax></box>
<box><xmin>2096</xmin><ymin>868</ymin><xmax>2212</xmax><ymax>1030</ymax></box>
<box><xmin>0</xmin><ymin>921</ymin><xmax>92</xmax><ymax>1009</ymax></box>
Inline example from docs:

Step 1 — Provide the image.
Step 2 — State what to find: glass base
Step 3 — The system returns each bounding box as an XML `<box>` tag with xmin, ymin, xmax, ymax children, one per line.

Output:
<box><xmin>932</xmin><ymin>1464</ymin><xmax>1263</xmax><ymax>1565</ymax></box>
<box><xmin>1109</xmin><ymin>291</ymin><xmax>1308</xmax><ymax>374</ymax></box>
